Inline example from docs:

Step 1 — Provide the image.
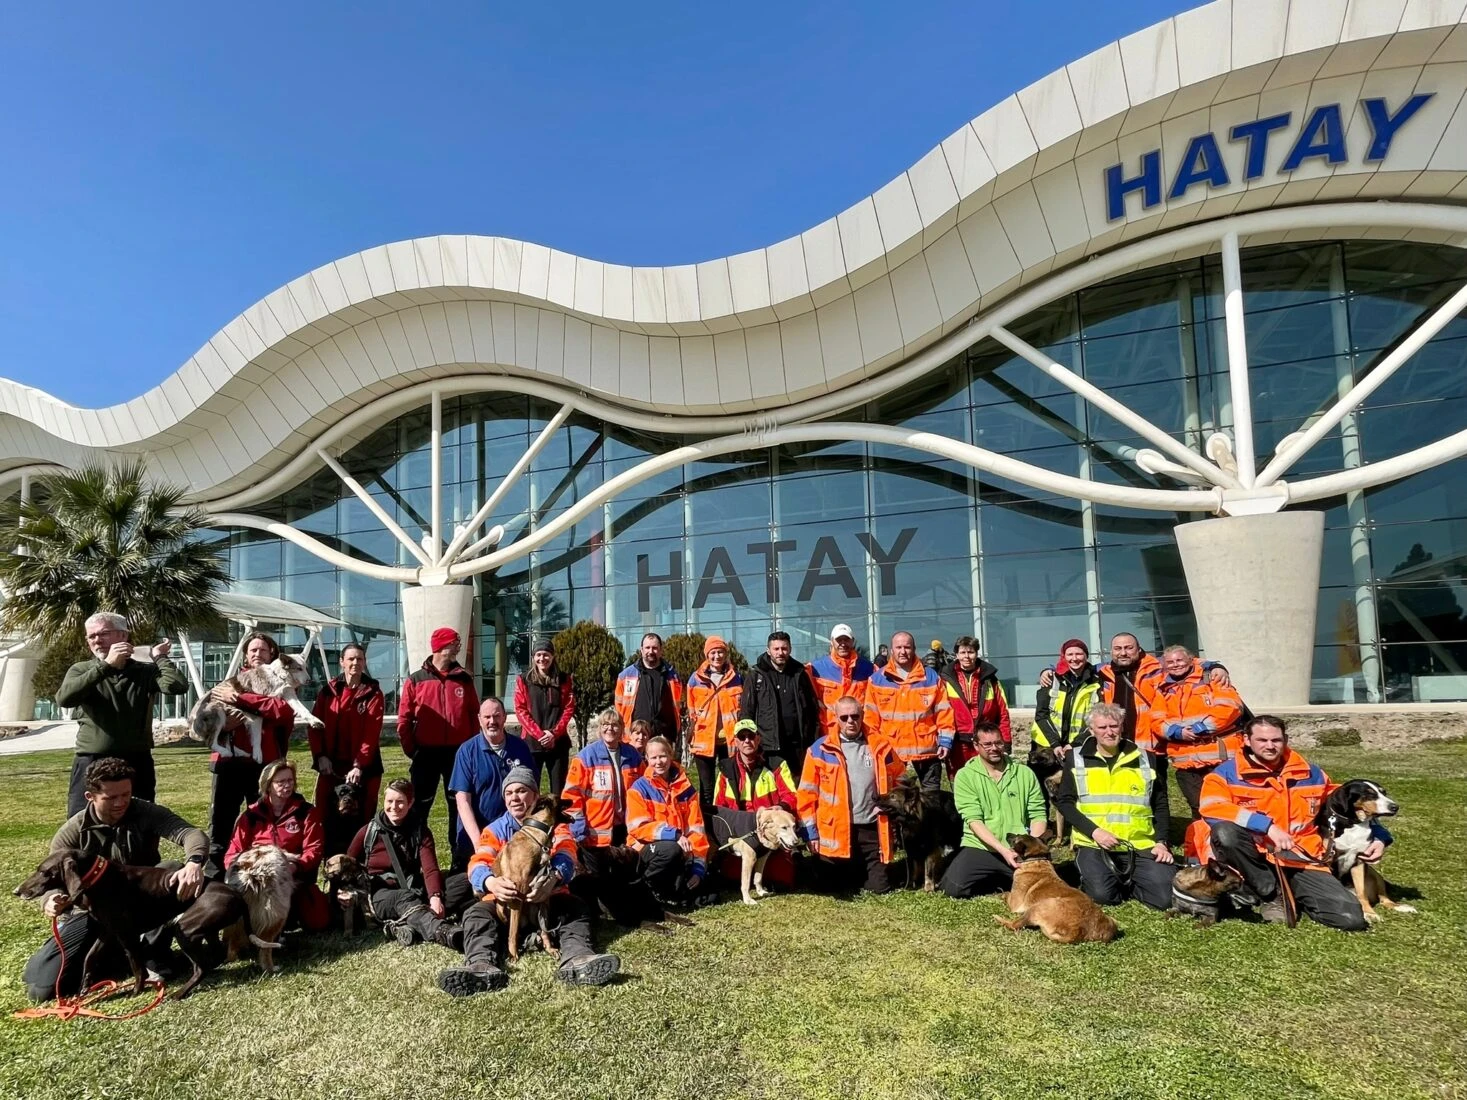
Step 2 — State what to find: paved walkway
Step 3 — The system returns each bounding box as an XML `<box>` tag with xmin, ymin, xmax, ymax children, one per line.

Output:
<box><xmin>0</xmin><ymin>722</ymin><xmax>76</xmax><ymax>756</ymax></box>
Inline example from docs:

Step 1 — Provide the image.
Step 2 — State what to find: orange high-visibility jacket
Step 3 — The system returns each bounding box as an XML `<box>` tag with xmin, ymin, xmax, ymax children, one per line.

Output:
<box><xmin>626</xmin><ymin>764</ymin><xmax>710</xmax><ymax>874</ymax></box>
<box><xmin>796</xmin><ymin>731</ymin><xmax>905</xmax><ymax>862</ymax></box>
<box><xmin>1198</xmin><ymin>746</ymin><xmax>1332</xmax><ymax>865</ymax></box>
<box><xmin>807</xmin><ymin>647</ymin><xmax>876</xmax><ymax>740</ymax></box>
<box><xmin>467</xmin><ymin>810</ymin><xmax>578</xmax><ymax>898</ymax></box>
<box><xmin>684</xmin><ymin>663</ymin><xmax>744</xmax><ymax>758</ymax></box>
<box><xmin>1097</xmin><ymin>653</ymin><xmax>1164</xmax><ymax>750</ymax></box>
<box><xmin>1149</xmin><ymin>660</ymin><xmax>1244</xmax><ymax>769</ymax></box>
<box><xmin>613</xmin><ymin>661</ymin><xmax>685</xmax><ymax>737</ymax></box>
<box><xmin>863</xmin><ymin>661</ymin><xmax>956</xmax><ymax>763</ymax></box>
<box><xmin>562</xmin><ymin>740</ymin><xmax>644</xmax><ymax>849</ymax></box>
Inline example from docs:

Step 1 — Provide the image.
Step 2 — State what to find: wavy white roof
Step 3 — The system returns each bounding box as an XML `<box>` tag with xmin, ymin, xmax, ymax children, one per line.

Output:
<box><xmin>7</xmin><ymin>0</ymin><xmax>1467</xmax><ymax>502</ymax></box>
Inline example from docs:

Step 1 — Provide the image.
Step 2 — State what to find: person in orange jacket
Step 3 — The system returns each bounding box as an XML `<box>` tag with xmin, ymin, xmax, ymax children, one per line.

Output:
<box><xmin>626</xmin><ymin>736</ymin><xmax>712</xmax><ymax>908</ymax></box>
<box><xmin>806</xmin><ymin>624</ymin><xmax>875</xmax><ymax>741</ymax></box>
<box><xmin>614</xmin><ymin>633</ymin><xmax>684</xmax><ymax>741</ymax></box>
<box><xmin>798</xmin><ymin>695</ymin><xmax>906</xmax><ymax>894</ymax></box>
<box><xmin>684</xmin><ymin>636</ymin><xmax>744</xmax><ymax>818</ymax></box>
<box><xmin>863</xmin><ymin>631</ymin><xmax>955</xmax><ymax>793</ymax></box>
<box><xmin>1193</xmin><ymin>715</ymin><xmax>1379</xmax><ymax>930</ymax></box>
<box><xmin>1149</xmin><ymin>645</ymin><xmax>1245</xmax><ymax>819</ymax></box>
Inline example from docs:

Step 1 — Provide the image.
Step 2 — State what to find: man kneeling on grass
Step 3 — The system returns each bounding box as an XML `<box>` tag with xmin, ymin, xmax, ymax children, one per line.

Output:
<box><xmin>437</xmin><ymin>766</ymin><xmax>619</xmax><ymax>996</ymax></box>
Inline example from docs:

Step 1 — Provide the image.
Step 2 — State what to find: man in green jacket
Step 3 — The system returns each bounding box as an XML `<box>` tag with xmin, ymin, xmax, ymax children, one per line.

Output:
<box><xmin>939</xmin><ymin>722</ymin><xmax>1047</xmax><ymax>898</ymax></box>
<box><xmin>56</xmin><ymin>611</ymin><xmax>188</xmax><ymax>816</ymax></box>
<box><xmin>21</xmin><ymin>756</ymin><xmax>209</xmax><ymax>1001</ymax></box>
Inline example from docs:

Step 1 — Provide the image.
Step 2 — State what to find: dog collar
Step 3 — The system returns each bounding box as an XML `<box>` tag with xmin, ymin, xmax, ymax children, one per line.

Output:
<box><xmin>1170</xmin><ymin>883</ymin><xmax>1218</xmax><ymax>907</ymax></box>
<box><xmin>78</xmin><ymin>855</ymin><xmax>110</xmax><ymax>891</ymax></box>
<box><xmin>519</xmin><ymin>818</ymin><xmax>552</xmax><ymax>834</ymax></box>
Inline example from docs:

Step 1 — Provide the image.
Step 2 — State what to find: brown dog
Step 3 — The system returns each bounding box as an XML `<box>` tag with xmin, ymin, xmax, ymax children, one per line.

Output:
<box><xmin>322</xmin><ymin>853</ymin><xmax>372</xmax><ymax>935</ymax></box>
<box><xmin>1025</xmin><ymin>746</ymin><xmax>1069</xmax><ymax>845</ymax></box>
<box><xmin>722</xmin><ymin>807</ymin><xmax>805</xmax><ymax>906</ymax></box>
<box><xmin>995</xmin><ymin>834</ymin><xmax>1118</xmax><ymax>944</ymax></box>
<box><xmin>224</xmin><ymin>845</ymin><xmax>294</xmax><ymax>973</ymax></box>
<box><xmin>492</xmin><ymin>798</ymin><xmax>562</xmax><ymax>962</ymax></box>
<box><xmin>1168</xmin><ymin>862</ymin><xmax>1245</xmax><ymax>927</ymax></box>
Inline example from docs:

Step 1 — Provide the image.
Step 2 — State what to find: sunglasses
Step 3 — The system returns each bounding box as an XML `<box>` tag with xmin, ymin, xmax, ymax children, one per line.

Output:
<box><xmin>734</xmin><ymin>732</ymin><xmax>759</xmax><ymax>741</ymax></box>
<box><xmin>837</xmin><ymin>714</ymin><xmax>862</xmax><ymax>723</ymax></box>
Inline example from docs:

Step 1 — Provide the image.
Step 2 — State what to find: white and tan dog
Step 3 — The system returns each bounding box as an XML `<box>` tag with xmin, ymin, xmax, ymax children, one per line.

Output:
<box><xmin>192</xmin><ymin>653</ymin><xmax>322</xmax><ymax>763</ymax></box>
<box><xmin>224</xmin><ymin>845</ymin><xmax>295</xmax><ymax>974</ymax></box>
<box><xmin>722</xmin><ymin>807</ymin><xmax>805</xmax><ymax>906</ymax></box>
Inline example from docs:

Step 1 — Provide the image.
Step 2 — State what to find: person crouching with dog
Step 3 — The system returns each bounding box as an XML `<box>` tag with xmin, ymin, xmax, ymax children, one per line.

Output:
<box><xmin>626</xmin><ymin>736</ymin><xmax>713</xmax><ymax>909</ymax></box>
<box><xmin>939</xmin><ymin>724</ymin><xmax>1047</xmax><ymax>899</ymax></box>
<box><xmin>223</xmin><ymin>759</ymin><xmax>331</xmax><ymax>932</ymax></box>
<box><xmin>798</xmin><ymin>696</ymin><xmax>906</xmax><ymax>894</ymax></box>
<box><xmin>345</xmin><ymin>778</ymin><xmax>461</xmax><ymax>949</ymax></box>
<box><xmin>436</xmin><ymin>766</ymin><xmax>621</xmax><ymax>995</ymax></box>
<box><xmin>1051</xmin><ymin>703</ymin><xmax>1175</xmax><ymax>910</ymax></box>
<box><xmin>20</xmin><ymin>757</ymin><xmax>210</xmax><ymax>1001</ymax></box>
<box><xmin>310</xmin><ymin>642</ymin><xmax>384</xmax><ymax>860</ymax></box>
<box><xmin>711</xmin><ymin>718</ymin><xmax>800</xmax><ymax>888</ymax></box>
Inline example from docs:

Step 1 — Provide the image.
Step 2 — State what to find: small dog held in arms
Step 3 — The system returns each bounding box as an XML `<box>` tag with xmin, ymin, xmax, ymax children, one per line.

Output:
<box><xmin>719</xmin><ymin>807</ymin><xmax>806</xmax><ymax>906</ymax></box>
<box><xmin>15</xmin><ymin>849</ymin><xmax>248</xmax><ymax>1000</ymax></box>
<box><xmin>224</xmin><ymin>845</ymin><xmax>295</xmax><ymax>974</ymax></box>
<box><xmin>873</xmin><ymin>780</ymin><xmax>963</xmax><ymax>891</ymax></box>
<box><xmin>1315</xmin><ymin>779</ymin><xmax>1417</xmax><ymax>922</ymax></box>
<box><xmin>492</xmin><ymin>797</ymin><xmax>564</xmax><ymax>962</ymax></box>
<box><xmin>190</xmin><ymin>654</ymin><xmax>322</xmax><ymax>764</ymax></box>
<box><xmin>322</xmin><ymin>853</ymin><xmax>373</xmax><ymax>935</ymax></box>
<box><xmin>996</xmin><ymin>834</ymin><xmax>1118</xmax><ymax>944</ymax></box>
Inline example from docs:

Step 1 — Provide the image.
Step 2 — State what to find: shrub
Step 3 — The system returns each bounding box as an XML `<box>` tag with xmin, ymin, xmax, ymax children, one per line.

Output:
<box><xmin>1315</xmin><ymin>727</ymin><xmax>1363</xmax><ymax>747</ymax></box>
<box><xmin>552</xmin><ymin>620</ymin><xmax>626</xmax><ymax>747</ymax></box>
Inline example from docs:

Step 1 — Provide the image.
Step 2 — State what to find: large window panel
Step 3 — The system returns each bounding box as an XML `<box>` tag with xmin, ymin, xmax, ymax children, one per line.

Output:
<box><xmin>775</xmin><ymin>470</ymin><xmax>866</xmax><ymax>524</ymax></box>
<box><xmin>1077</xmin><ymin>264</ymin><xmax>1193</xmax><ymax>341</ymax></box>
<box><xmin>981</xmin><ymin>547</ymin><xmax>1089</xmax><ymax>607</ymax></box>
<box><xmin>869</xmin><ymin>457</ymin><xmax>970</xmax><ymax>515</ymax></box>
<box><xmin>1096</xmin><ymin>541</ymin><xmax>1188</xmax><ymax>601</ymax></box>
<box><xmin>980</xmin><ymin>500</ymin><xmax>1086</xmax><ymax>556</ymax></box>
<box><xmin>1381</xmin><ymin>641</ymin><xmax>1467</xmax><ymax>701</ymax></box>
<box><xmin>1098</xmin><ymin>596</ymin><xmax>1196</xmax><ymax>654</ymax></box>
<box><xmin>1366</xmin><ymin>459</ymin><xmax>1467</xmax><ymax>527</ymax></box>
<box><xmin>972</xmin><ymin>394</ymin><xmax>1086</xmax><ymax>454</ymax></box>
<box><xmin>1376</xmin><ymin>580</ymin><xmax>1467</xmax><ymax>645</ymax></box>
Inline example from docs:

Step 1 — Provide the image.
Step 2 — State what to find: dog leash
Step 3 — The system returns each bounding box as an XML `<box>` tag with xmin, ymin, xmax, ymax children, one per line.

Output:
<box><xmin>1102</xmin><ymin>839</ymin><xmax>1138</xmax><ymax>889</ymax></box>
<box><xmin>12</xmin><ymin>915</ymin><xmax>168</xmax><ymax>1022</ymax></box>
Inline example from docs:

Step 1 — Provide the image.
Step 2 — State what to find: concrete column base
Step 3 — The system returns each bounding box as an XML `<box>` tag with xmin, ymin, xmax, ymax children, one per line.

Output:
<box><xmin>401</xmin><ymin>584</ymin><xmax>476</xmax><ymax>673</ymax></box>
<box><xmin>0</xmin><ymin>656</ymin><xmax>38</xmax><ymax>724</ymax></box>
<box><xmin>1174</xmin><ymin>510</ymin><xmax>1324</xmax><ymax>707</ymax></box>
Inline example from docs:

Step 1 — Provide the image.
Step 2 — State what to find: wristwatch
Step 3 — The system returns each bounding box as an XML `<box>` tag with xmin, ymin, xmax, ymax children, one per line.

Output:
<box><xmin>186</xmin><ymin>854</ymin><xmax>206</xmax><ymax>865</ymax></box>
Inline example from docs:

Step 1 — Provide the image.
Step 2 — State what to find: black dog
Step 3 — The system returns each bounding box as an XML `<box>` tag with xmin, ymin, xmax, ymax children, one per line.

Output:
<box><xmin>323</xmin><ymin>782</ymin><xmax>366</xmax><ymax>859</ymax></box>
<box><xmin>874</xmin><ymin>779</ymin><xmax>963</xmax><ymax>891</ymax></box>
<box><xmin>15</xmin><ymin>849</ymin><xmax>247</xmax><ymax>1000</ymax></box>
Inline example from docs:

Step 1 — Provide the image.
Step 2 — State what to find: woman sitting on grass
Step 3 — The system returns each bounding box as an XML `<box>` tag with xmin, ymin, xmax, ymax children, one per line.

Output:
<box><xmin>626</xmin><ymin>736</ymin><xmax>713</xmax><ymax>909</ymax></box>
<box><xmin>346</xmin><ymin>778</ymin><xmax>461</xmax><ymax>949</ymax></box>
<box><xmin>224</xmin><ymin>759</ymin><xmax>330</xmax><ymax>932</ymax></box>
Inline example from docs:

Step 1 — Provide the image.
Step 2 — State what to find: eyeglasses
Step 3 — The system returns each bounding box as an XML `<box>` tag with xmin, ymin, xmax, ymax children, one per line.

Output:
<box><xmin>837</xmin><ymin>714</ymin><xmax>862</xmax><ymax>723</ymax></box>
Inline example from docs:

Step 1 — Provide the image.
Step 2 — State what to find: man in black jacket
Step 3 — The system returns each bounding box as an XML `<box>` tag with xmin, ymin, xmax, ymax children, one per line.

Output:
<box><xmin>740</xmin><ymin>631</ymin><xmax>818</xmax><ymax>775</ymax></box>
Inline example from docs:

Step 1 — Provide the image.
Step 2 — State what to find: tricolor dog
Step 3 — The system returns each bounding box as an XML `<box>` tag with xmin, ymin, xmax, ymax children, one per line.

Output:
<box><xmin>1315</xmin><ymin>779</ymin><xmax>1416</xmax><ymax>923</ymax></box>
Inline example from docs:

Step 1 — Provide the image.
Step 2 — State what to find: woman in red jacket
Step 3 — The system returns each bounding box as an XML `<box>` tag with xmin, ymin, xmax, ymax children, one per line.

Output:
<box><xmin>206</xmin><ymin>631</ymin><xmax>297</xmax><ymax>867</ymax></box>
<box><xmin>512</xmin><ymin>638</ymin><xmax>575</xmax><ymax>799</ymax></box>
<box><xmin>224</xmin><ymin>758</ymin><xmax>330</xmax><ymax>931</ymax></box>
<box><xmin>310</xmin><ymin>643</ymin><xmax>385</xmax><ymax>857</ymax></box>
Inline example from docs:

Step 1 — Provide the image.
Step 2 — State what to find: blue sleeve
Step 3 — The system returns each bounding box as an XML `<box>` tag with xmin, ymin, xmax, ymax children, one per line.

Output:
<box><xmin>690</xmin><ymin>858</ymin><xmax>707</xmax><ymax>878</ymax></box>
<box><xmin>551</xmin><ymin>852</ymin><xmax>576</xmax><ymax>885</ymax></box>
<box><xmin>1370</xmin><ymin>821</ymin><xmax>1394</xmax><ymax>846</ymax></box>
<box><xmin>1245</xmin><ymin>811</ymin><xmax>1272</xmax><ymax>834</ymax></box>
<box><xmin>448</xmin><ymin>746</ymin><xmax>475</xmax><ymax>795</ymax></box>
<box><xmin>469</xmin><ymin>865</ymin><xmax>491</xmax><ymax>894</ymax></box>
<box><xmin>655</xmin><ymin>825</ymin><xmax>678</xmax><ymax>842</ymax></box>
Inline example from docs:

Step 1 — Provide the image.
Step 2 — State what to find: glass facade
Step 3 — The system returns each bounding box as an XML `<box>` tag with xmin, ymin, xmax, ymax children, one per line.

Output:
<box><xmin>212</xmin><ymin>240</ymin><xmax>1467</xmax><ymax>707</ymax></box>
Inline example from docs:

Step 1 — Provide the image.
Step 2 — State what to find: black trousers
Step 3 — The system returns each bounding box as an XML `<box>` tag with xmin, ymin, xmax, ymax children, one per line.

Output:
<box><xmin>440</xmin><ymin>872</ymin><xmax>478</xmax><ymax>918</ymax></box>
<box><xmin>818</xmin><ymin>822</ymin><xmax>894</xmax><ymax>894</ymax></box>
<box><xmin>408</xmin><ymin>746</ymin><xmax>461</xmax><ymax>863</ymax></box>
<box><xmin>638</xmin><ymin>841</ymin><xmax>701</xmax><ymax>904</ymax></box>
<box><xmin>911</xmin><ymin>757</ymin><xmax>943</xmax><ymax>793</ymax></box>
<box><xmin>208</xmin><ymin>758</ymin><xmax>264</xmax><ymax>866</ymax></box>
<box><xmin>460</xmin><ymin>892</ymin><xmax>596</xmax><ymax>970</ymax></box>
<box><xmin>1208</xmin><ymin>821</ymin><xmax>1366</xmax><ymax>931</ymax></box>
<box><xmin>575</xmin><ymin>840</ymin><xmax>662</xmax><ymax>925</ymax></box>
<box><xmin>69</xmin><ymin>751</ymin><xmax>156</xmax><ymax>819</ymax></box>
<box><xmin>939</xmin><ymin>847</ymin><xmax>1014</xmax><ymax>899</ymax></box>
<box><xmin>1173</xmin><ymin>764</ymin><xmax>1216</xmax><ymax>820</ymax></box>
<box><xmin>1073</xmin><ymin>846</ymin><xmax>1175</xmax><ymax>910</ymax></box>
<box><xmin>371</xmin><ymin>886</ymin><xmax>452</xmax><ymax>941</ymax></box>
<box><xmin>532</xmin><ymin>739</ymin><xmax>571</xmax><ymax>801</ymax></box>
<box><xmin>693</xmin><ymin>749</ymin><xmax>726</xmax><ymax>819</ymax></box>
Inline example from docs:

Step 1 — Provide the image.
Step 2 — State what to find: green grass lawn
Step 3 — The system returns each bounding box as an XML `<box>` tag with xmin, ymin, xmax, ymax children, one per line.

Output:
<box><xmin>0</xmin><ymin>741</ymin><xmax>1464</xmax><ymax>1100</ymax></box>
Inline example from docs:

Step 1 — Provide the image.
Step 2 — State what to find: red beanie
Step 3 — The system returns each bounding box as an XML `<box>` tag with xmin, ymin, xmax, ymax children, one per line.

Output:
<box><xmin>1056</xmin><ymin>638</ymin><xmax>1089</xmax><ymax>671</ymax></box>
<box><xmin>430</xmin><ymin>627</ymin><xmax>461</xmax><ymax>652</ymax></box>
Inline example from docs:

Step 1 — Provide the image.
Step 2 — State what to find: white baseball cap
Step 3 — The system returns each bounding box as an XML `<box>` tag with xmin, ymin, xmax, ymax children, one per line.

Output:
<box><xmin>829</xmin><ymin>624</ymin><xmax>856</xmax><ymax>642</ymax></box>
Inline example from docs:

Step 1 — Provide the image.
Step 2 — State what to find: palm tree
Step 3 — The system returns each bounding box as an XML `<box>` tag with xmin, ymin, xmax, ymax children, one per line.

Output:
<box><xmin>0</xmin><ymin>462</ymin><xmax>227</xmax><ymax>686</ymax></box>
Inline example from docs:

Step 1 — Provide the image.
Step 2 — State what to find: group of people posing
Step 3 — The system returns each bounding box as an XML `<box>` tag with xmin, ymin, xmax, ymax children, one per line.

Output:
<box><xmin>24</xmin><ymin>612</ymin><xmax>1387</xmax><ymax>1002</ymax></box>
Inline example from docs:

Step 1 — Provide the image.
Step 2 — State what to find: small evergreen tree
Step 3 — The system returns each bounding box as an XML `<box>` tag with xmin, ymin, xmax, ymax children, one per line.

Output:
<box><xmin>552</xmin><ymin>620</ymin><xmax>626</xmax><ymax>747</ymax></box>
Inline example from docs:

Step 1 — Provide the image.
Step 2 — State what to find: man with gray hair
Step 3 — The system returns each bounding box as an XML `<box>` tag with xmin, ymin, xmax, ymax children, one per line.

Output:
<box><xmin>56</xmin><ymin>612</ymin><xmax>188</xmax><ymax>816</ymax></box>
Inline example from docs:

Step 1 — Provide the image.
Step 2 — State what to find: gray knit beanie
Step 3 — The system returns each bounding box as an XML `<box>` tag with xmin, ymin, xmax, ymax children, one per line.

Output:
<box><xmin>502</xmin><ymin>765</ymin><xmax>538</xmax><ymax>795</ymax></box>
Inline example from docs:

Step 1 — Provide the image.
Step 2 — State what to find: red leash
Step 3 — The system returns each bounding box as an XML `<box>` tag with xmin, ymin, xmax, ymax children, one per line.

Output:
<box><xmin>12</xmin><ymin>913</ymin><xmax>168</xmax><ymax>1022</ymax></box>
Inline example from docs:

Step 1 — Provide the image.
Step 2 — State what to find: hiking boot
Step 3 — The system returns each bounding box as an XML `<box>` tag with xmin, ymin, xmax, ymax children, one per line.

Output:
<box><xmin>436</xmin><ymin>964</ymin><xmax>508</xmax><ymax>997</ymax></box>
<box><xmin>555</xmin><ymin>952</ymin><xmax>620</xmax><ymax>987</ymax></box>
<box><xmin>386</xmin><ymin>920</ymin><xmax>421</xmax><ymax>947</ymax></box>
<box><xmin>1259</xmin><ymin>898</ymin><xmax>1288</xmax><ymax>924</ymax></box>
<box><xmin>431</xmin><ymin>923</ymin><xmax>464</xmax><ymax>952</ymax></box>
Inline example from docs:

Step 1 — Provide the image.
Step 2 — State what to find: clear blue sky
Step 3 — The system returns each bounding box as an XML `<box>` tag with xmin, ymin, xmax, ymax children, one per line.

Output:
<box><xmin>1</xmin><ymin>0</ymin><xmax>1183</xmax><ymax>408</ymax></box>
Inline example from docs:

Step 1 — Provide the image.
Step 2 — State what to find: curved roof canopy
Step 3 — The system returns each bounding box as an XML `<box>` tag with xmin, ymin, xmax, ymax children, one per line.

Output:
<box><xmin>6</xmin><ymin>0</ymin><xmax>1467</xmax><ymax>503</ymax></box>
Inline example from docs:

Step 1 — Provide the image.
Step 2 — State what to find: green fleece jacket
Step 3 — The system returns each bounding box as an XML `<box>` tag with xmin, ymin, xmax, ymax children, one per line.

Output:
<box><xmin>952</xmin><ymin>756</ymin><xmax>1047</xmax><ymax>853</ymax></box>
<box><xmin>56</xmin><ymin>655</ymin><xmax>188</xmax><ymax>756</ymax></box>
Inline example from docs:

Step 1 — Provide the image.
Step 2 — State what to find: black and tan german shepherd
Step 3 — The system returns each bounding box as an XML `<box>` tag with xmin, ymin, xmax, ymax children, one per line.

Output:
<box><xmin>874</xmin><ymin>779</ymin><xmax>963</xmax><ymax>891</ymax></box>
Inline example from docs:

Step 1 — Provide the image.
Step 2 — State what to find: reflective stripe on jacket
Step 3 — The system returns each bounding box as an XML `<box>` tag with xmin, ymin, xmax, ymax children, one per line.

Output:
<box><xmin>796</xmin><ymin>733</ymin><xmax>904</xmax><ymax>862</ymax></box>
<box><xmin>467</xmin><ymin>809</ymin><xmax>578</xmax><ymax>897</ymax></box>
<box><xmin>1198</xmin><ymin>747</ymin><xmax>1331</xmax><ymax>865</ymax></box>
<box><xmin>713</xmin><ymin>755</ymin><xmax>798</xmax><ymax>814</ymax></box>
<box><xmin>864</xmin><ymin>661</ymin><xmax>956</xmax><ymax>761</ymax></box>
<box><xmin>562</xmin><ymin>740</ymin><xmax>644</xmax><ymax>848</ymax></box>
<box><xmin>685</xmin><ymin>663</ymin><xmax>744</xmax><ymax>758</ymax></box>
<box><xmin>807</xmin><ymin>648</ymin><xmax>875</xmax><ymax>739</ymax></box>
<box><xmin>626</xmin><ymin>764</ymin><xmax>710</xmax><ymax>875</ymax></box>
<box><xmin>614</xmin><ymin>661</ymin><xmax>685</xmax><ymax>737</ymax></box>
<box><xmin>1150</xmin><ymin>661</ymin><xmax>1244</xmax><ymax>769</ymax></box>
<box><xmin>1030</xmin><ymin>670</ymin><xmax>1101</xmax><ymax>750</ymax></box>
<box><xmin>940</xmin><ymin>662</ymin><xmax>1011</xmax><ymax>742</ymax></box>
<box><xmin>1066</xmin><ymin>740</ymin><xmax>1158</xmax><ymax>849</ymax></box>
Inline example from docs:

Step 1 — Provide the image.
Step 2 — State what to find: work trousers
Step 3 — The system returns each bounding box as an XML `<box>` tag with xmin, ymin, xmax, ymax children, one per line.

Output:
<box><xmin>208</xmin><ymin>758</ymin><xmax>264</xmax><ymax>867</ymax></box>
<box><xmin>1209</xmin><ymin>821</ymin><xmax>1367</xmax><ymax>931</ymax></box>
<box><xmin>460</xmin><ymin>892</ymin><xmax>596</xmax><ymax>969</ymax></box>
<box><xmin>1173</xmin><ymin>763</ymin><xmax>1218</xmax><ymax>820</ymax></box>
<box><xmin>1073</xmin><ymin>846</ymin><xmax>1175</xmax><ymax>910</ymax></box>
<box><xmin>69</xmin><ymin>751</ymin><xmax>156</xmax><ymax>819</ymax></box>
<box><xmin>408</xmin><ymin>746</ymin><xmax>462</xmax><ymax>867</ymax></box>
<box><xmin>818</xmin><ymin>822</ymin><xmax>895</xmax><ymax>894</ymax></box>
<box><xmin>939</xmin><ymin>847</ymin><xmax>1014</xmax><ymax>899</ymax></box>
<box><xmin>693</xmin><ymin>748</ymin><xmax>726</xmax><ymax>820</ymax></box>
<box><xmin>575</xmin><ymin>839</ymin><xmax>662</xmax><ymax>925</ymax></box>
<box><xmin>638</xmin><ymin>840</ymin><xmax>701</xmax><ymax>905</ymax></box>
<box><xmin>911</xmin><ymin>757</ymin><xmax>943</xmax><ymax>793</ymax></box>
<box><xmin>532</xmin><ymin>739</ymin><xmax>571</xmax><ymax>802</ymax></box>
<box><xmin>314</xmin><ymin>772</ymin><xmax>380</xmax><ymax>860</ymax></box>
